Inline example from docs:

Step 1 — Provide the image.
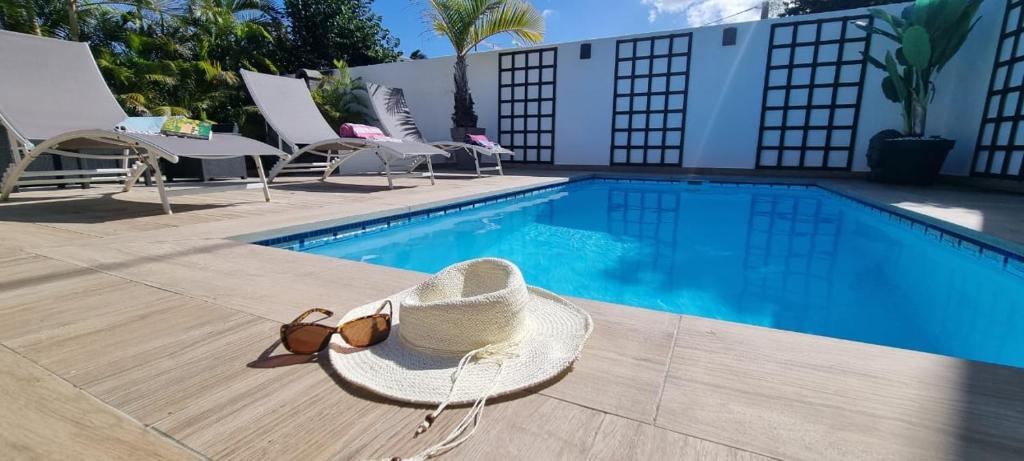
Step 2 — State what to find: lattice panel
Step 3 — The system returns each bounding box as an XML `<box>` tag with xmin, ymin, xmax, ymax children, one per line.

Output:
<box><xmin>609</xmin><ymin>33</ymin><xmax>692</xmax><ymax>166</ymax></box>
<box><xmin>973</xmin><ymin>0</ymin><xmax>1024</xmax><ymax>180</ymax></box>
<box><xmin>756</xmin><ymin>15</ymin><xmax>872</xmax><ymax>170</ymax></box>
<box><xmin>498</xmin><ymin>48</ymin><xmax>557</xmax><ymax>163</ymax></box>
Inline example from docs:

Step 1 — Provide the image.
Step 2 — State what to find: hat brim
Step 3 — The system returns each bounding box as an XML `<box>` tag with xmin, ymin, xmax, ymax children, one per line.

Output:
<box><xmin>328</xmin><ymin>286</ymin><xmax>593</xmax><ymax>405</ymax></box>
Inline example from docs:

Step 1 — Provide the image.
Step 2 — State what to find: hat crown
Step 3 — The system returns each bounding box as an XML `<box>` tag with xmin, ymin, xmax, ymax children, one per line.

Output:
<box><xmin>399</xmin><ymin>259</ymin><xmax>528</xmax><ymax>354</ymax></box>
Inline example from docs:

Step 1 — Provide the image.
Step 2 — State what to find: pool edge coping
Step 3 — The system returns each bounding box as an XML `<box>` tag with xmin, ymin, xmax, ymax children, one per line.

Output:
<box><xmin>230</xmin><ymin>175</ymin><xmax>579</xmax><ymax>245</ymax></box>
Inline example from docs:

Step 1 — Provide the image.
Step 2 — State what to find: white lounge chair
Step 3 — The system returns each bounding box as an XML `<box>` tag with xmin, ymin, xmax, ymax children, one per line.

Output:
<box><xmin>239</xmin><ymin>70</ymin><xmax>449</xmax><ymax>189</ymax></box>
<box><xmin>364</xmin><ymin>82</ymin><xmax>515</xmax><ymax>177</ymax></box>
<box><xmin>0</xmin><ymin>31</ymin><xmax>286</xmax><ymax>215</ymax></box>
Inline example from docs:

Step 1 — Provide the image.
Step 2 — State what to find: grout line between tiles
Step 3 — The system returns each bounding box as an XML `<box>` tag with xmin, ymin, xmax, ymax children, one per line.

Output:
<box><xmin>653</xmin><ymin>315</ymin><xmax>682</xmax><ymax>424</ymax></box>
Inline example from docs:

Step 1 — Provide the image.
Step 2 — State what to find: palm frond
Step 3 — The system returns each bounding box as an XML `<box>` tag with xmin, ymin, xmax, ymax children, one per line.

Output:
<box><xmin>427</xmin><ymin>0</ymin><xmax>542</xmax><ymax>56</ymax></box>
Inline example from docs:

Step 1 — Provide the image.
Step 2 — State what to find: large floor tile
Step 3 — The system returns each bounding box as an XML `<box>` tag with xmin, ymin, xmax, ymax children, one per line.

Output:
<box><xmin>0</xmin><ymin>346</ymin><xmax>195</xmax><ymax>461</ymax></box>
<box><xmin>82</xmin><ymin>315</ymin><xmax>279</xmax><ymax>424</ymax></box>
<box><xmin>34</xmin><ymin>239</ymin><xmax>429</xmax><ymax>323</ymax></box>
<box><xmin>153</xmin><ymin>355</ymin><xmax>411</xmax><ymax>460</ymax></box>
<box><xmin>8</xmin><ymin>289</ymin><xmax>250</xmax><ymax>386</ymax></box>
<box><xmin>657</xmin><ymin>315</ymin><xmax>1024</xmax><ymax>461</ymax></box>
<box><xmin>539</xmin><ymin>297</ymin><xmax>679</xmax><ymax>422</ymax></box>
<box><xmin>588</xmin><ymin>414</ymin><xmax>773</xmax><ymax>460</ymax></box>
<box><xmin>0</xmin><ymin>255</ymin><xmax>128</xmax><ymax>308</ymax></box>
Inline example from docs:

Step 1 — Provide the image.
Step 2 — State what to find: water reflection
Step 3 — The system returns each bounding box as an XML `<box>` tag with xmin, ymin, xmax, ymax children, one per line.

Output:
<box><xmin>738</xmin><ymin>193</ymin><xmax>841</xmax><ymax>328</ymax></box>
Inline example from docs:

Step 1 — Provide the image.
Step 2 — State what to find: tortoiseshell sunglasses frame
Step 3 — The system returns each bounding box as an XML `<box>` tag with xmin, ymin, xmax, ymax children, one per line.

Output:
<box><xmin>279</xmin><ymin>300</ymin><xmax>393</xmax><ymax>353</ymax></box>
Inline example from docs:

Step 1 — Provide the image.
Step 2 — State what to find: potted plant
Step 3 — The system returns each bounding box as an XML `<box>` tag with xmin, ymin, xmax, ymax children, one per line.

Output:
<box><xmin>858</xmin><ymin>0</ymin><xmax>981</xmax><ymax>185</ymax></box>
<box><xmin>426</xmin><ymin>0</ymin><xmax>544</xmax><ymax>168</ymax></box>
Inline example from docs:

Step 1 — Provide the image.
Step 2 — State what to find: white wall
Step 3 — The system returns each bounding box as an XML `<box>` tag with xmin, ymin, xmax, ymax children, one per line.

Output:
<box><xmin>351</xmin><ymin>1</ymin><xmax>1003</xmax><ymax>175</ymax></box>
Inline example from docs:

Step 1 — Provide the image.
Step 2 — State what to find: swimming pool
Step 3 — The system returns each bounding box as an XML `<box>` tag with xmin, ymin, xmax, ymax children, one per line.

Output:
<box><xmin>262</xmin><ymin>179</ymin><xmax>1024</xmax><ymax>368</ymax></box>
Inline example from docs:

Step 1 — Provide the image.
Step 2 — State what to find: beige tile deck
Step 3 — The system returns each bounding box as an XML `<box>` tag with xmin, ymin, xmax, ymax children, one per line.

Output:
<box><xmin>658</xmin><ymin>315</ymin><xmax>1024</xmax><ymax>461</ymax></box>
<box><xmin>0</xmin><ymin>171</ymin><xmax>1021</xmax><ymax>460</ymax></box>
<box><xmin>0</xmin><ymin>346</ymin><xmax>196</xmax><ymax>461</ymax></box>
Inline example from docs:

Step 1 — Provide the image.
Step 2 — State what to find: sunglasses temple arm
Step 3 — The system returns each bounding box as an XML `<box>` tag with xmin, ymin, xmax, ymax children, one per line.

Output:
<box><xmin>291</xmin><ymin>308</ymin><xmax>334</xmax><ymax>324</ymax></box>
<box><xmin>374</xmin><ymin>300</ymin><xmax>393</xmax><ymax>316</ymax></box>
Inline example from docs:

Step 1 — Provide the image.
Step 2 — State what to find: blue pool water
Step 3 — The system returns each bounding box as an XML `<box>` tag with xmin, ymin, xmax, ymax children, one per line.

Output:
<box><xmin>279</xmin><ymin>179</ymin><xmax>1024</xmax><ymax>368</ymax></box>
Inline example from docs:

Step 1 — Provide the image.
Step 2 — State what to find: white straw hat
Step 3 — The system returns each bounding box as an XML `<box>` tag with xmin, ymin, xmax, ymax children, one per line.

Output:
<box><xmin>328</xmin><ymin>258</ymin><xmax>593</xmax><ymax>459</ymax></box>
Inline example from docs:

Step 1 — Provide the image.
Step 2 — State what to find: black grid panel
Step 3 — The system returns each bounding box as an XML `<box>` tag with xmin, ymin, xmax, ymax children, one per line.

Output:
<box><xmin>609</xmin><ymin>33</ymin><xmax>692</xmax><ymax>166</ymax></box>
<box><xmin>498</xmin><ymin>48</ymin><xmax>557</xmax><ymax>164</ymax></box>
<box><xmin>973</xmin><ymin>0</ymin><xmax>1024</xmax><ymax>180</ymax></box>
<box><xmin>755</xmin><ymin>15</ymin><xmax>873</xmax><ymax>170</ymax></box>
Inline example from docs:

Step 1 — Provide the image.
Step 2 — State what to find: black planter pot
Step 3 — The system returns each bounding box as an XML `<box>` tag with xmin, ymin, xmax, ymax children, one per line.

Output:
<box><xmin>450</xmin><ymin>127</ymin><xmax>490</xmax><ymax>170</ymax></box>
<box><xmin>866</xmin><ymin>130</ymin><xmax>955</xmax><ymax>185</ymax></box>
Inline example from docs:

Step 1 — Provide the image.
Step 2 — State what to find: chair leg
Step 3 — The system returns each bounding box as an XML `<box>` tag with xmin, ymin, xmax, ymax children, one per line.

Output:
<box><xmin>384</xmin><ymin>159</ymin><xmax>394</xmax><ymax>189</ymax></box>
<box><xmin>427</xmin><ymin>157</ymin><xmax>436</xmax><ymax>185</ymax></box>
<box><xmin>320</xmin><ymin>152</ymin><xmax>334</xmax><ymax>181</ymax></box>
<box><xmin>146</xmin><ymin>155</ymin><xmax>173</xmax><ymax>215</ymax></box>
<box><xmin>495</xmin><ymin>153</ymin><xmax>505</xmax><ymax>176</ymax></box>
<box><xmin>267</xmin><ymin>156</ymin><xmax>290</xmax><ymax>184</ymax></box>
<box><xmin>0</xmin><ymin>148</ymin><xmax>40</xmax><ymax>201</ymax></box>
<box><xmin>252</xmin><ymin>155</ymin><xmax>271</xmax><ymax>203</ymax></box>
<box><xmin>474</xmin><ymin>153</ymin><xmax>482</xmax><ymax>177</ymax></box>
<box><xmin>122</xmin><ymin>160</ymin><xmax>148</xmax><ymax>192</ymax></box>
<box><xmin>120</xmin><ymin>151</ymin><xmax>129</xmax><ymax>185</ymax></box>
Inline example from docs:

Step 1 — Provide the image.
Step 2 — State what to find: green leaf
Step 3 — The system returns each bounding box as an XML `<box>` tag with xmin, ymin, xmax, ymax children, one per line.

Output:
<box><xmin>912</xmin><ymin>0</ymin><xmax>939</xmax><ymax>26</ymax></box>
<box><xmin>881</xmin><ymin>76</ymin><xmax>901</xmax><ymax>103</ymax></box>
<box><xmin>865</xmin><ymin>53</ymin><xmax>886</xmax><ymax>71</ymax></box>
<box><xmin>869</xmin><ymin>8</ymin><xmax>904</xmax><ymax>35</ymax></box>
<box><xmin>884</xmin><ymin>52</ymin><xmax>908</xmax><ymax>103</ymax></box>
<box><xmin>902</xmin><ymin>26</ymin><xmax>931</xmax><ymax>68</ymax></box>
<box><xmin>859</xmin><ymin>24</ymin><xmax>901</xmax><ymax>44</ymax></box>
<box><xmin>900</xmin><ymin>4</ymin><xmax>914</xmax><ymax>23</ymax></box>
<box><xmin>895</xmin><ymin>48</ymin><xmax>909</xmax><ymax>66</ymax></box>
<box><xmin>934</xmin><ymin>2</ymin><xmax>983</xmax><ymax>71</ymax></box>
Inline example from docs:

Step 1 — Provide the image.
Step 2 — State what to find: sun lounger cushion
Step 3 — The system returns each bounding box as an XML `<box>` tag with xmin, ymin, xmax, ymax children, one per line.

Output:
<box><xmin>340</xmin><ymin>123</ymin><xmax>388</xmax><ymax>140</ymax></box>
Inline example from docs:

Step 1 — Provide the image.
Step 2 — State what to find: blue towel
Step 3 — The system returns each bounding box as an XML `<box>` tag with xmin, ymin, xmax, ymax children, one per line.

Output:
<box><xmin>115</xmin><ymin>116</ymin><xmax>168</xmax><ymax>135</ymax></box>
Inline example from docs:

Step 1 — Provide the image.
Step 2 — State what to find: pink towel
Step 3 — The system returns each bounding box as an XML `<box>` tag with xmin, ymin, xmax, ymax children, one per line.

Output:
<box><xmin>466</xmin><ymin>134</ymin><xmax>500</xmax><ymax>149</ymax></box>
<box><xmin>340</xmin><ymin>123</ymin><xmax>388</xmax><ymax>139</ymax></box>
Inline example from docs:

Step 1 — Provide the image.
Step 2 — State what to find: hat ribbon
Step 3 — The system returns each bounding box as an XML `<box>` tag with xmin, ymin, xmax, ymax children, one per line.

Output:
<box><xmin>395</xmin><ymin>342</ymin><xmax>519</xmax><ymax>461</ymax></box>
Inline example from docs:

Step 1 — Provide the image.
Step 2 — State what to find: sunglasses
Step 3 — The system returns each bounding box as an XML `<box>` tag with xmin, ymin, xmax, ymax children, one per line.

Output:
<box><xmin>280</xmin><ymin>300</ymin><xmax>393</xmax><ymax>354</ymax></box>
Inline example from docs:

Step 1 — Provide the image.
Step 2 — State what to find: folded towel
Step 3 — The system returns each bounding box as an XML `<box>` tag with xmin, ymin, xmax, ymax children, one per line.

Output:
<box><xmin>115</xmin><ymin>116</ymin><xmax>168</xmax><ymax>135</ymax></box>
<box><xmin>466</xmin><ymin>134</ymin><xmax>502</xmax><ymax>150</ymax></box>
<box><xmin>340</xmin><ymin>123</ymin><xmax>389</xmax><ymax>139</ymax></box>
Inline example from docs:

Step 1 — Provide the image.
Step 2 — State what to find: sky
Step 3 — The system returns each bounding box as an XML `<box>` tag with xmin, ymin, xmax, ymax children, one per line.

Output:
<box><xmin>373</xmin><ymin>0</ymin><xmax>767</xmax><ymax>59</ymax></box>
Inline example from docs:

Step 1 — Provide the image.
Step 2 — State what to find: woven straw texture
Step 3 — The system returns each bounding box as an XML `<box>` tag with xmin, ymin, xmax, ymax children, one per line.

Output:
<box><xmin>328</xmin><ymin>259</ymin><xmax>593</xmax><ymax>405</ymax></box>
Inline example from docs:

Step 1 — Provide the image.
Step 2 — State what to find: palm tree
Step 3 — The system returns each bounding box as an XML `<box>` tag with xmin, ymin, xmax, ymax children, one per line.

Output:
<box><xmin>68</xmin><ymin>1</ymin><xmax>171</xmax><ymax>41</ymax></box>
<box><xmin>425</xmin><ymin>0</ymin><xmax>543</xmax><ymax>129</ymax></box>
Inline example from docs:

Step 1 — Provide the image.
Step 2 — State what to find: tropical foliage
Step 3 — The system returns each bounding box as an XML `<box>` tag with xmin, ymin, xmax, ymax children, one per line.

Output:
<box><xmin>311</xmin><ymin>60</ymin><xmax>377</xmax><ymax>128</ymax></box>
<box><xmin>284</xmin><ymin>0</ymin><xmax>400</xmax><ymax>69</ymax></box>
<box><xmin>857</xmin><ymin>0</ymin><xmax>982</xmax><ymax>136</ymax></box>
<box><xmin>0</xmin><ymin>0</ymin><xmax>400</xmax><ymax>131</ymax></box>
<box><xmin>425</xmin><ymin>0</ymin><xmax>544</xmax><ymax>128</ymax></box>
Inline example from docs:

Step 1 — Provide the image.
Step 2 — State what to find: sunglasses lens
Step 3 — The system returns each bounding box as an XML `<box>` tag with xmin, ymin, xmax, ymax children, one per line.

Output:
<box><xmin>340</xmin><ymin>316</ymin><xmax>391</xmax><ymax>348</ymax></box>
<box><xmin>283</xmin><ymin>325</ymin><xmax>333</xmax><ymax>354</ymax></box>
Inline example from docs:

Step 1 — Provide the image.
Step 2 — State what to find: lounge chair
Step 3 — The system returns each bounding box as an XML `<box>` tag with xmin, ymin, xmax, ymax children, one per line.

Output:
<box><xmin>364</xmin><ymin>82</ymin><xmax>514</xmax><ymax>176</ymax></box>
<box><xmin>0</xmin><ymin>31</ymin><xmax>285</xmax><ymax>215</ymax></box>
<box><xmin>239</xmin><ymin>70</ymin><xmax>449</xmax><ymax>189</ymax></box>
